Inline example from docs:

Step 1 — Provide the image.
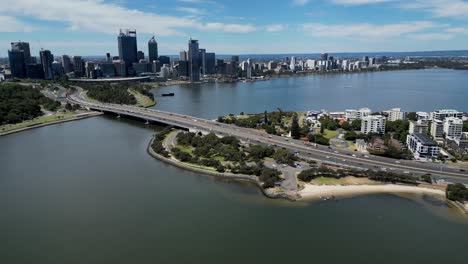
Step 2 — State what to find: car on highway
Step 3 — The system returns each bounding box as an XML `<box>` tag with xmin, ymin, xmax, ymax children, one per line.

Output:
<box><xmin>395</xmin><ymin>161</ymin><xmax>401</xmax><ymax>164</ymax></box>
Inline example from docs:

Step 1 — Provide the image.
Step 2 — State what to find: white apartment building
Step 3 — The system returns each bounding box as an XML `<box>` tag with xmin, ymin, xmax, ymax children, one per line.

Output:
<box><xmin>346</xmin><ymin>108</ymin><xmax>371</xmax><ymax>121</ymax></box>
<box><xmin>430</xmin><ymin>109</ymin><xmax>463</xmax><ymax>121</ymax></box>
<box><xmin>361</xmin><ymin>115</ymin><xmax>386</xmax><ymax>134</ymax></box>
<box><xmin>416</xmin><ymin>112</ymin><xmax>430</xmax><ymax>121</ymax></box>
<box><xmin>385</xmin><ymin>108</ymin><xmax>406</xmax><ymax>121</ymax></box>
<box><xmin>430</xmin><ymin>119</ymin><xmax>444</xmax><ymax>139</ymax></box>
<box><xmin>409</xmin><ymin>120</ymin><xmax>428</xmax><ymax>135</ymax></box>
<box><xmin>443</xmin><ymin>117</ymin><xmax>463</xmax><ymax>138</ymax></box>
<box><xmin>357</xmin><ymin>108</ymin><xmax>372</xmax><ymax>119</ymax></box>
<box><xmin>406</xmin><ymin>133</ymin><xmax>440</xmax><ymax>160</ymax></box>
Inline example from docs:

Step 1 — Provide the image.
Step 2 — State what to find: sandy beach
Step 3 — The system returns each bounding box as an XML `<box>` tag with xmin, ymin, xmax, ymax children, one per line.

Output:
<box><xmin>299</xmin><ymin>184</ymin><xmax>445</xmax><ymax>199</ymax></box>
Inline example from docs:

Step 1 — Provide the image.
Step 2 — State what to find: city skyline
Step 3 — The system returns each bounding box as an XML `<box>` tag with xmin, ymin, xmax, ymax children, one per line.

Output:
<box><xmin>1</xmin><ymin>0</ymin><xmax>468</xmax><ymax>56</ymax></box>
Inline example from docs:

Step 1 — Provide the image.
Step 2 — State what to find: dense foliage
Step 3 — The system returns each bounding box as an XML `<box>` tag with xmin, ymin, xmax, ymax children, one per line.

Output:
<box><xmin>464</xmin><ymin>120</ymin><xmax>468</xmax><ymax>132</ymax></box>
<box><xmin>308</xmin><ymin>133</ymin><xmax>330</xmax><ymax>146</ymax></box>
<box><xmin>82</xmin><ymin>82</ymin><xmax>137</xmax><ymax>105</ymax></box>
<box><xmin>0</xmin><ymin>83</ymin><xmax>60</xmax><ymax>124</ymax></box>
<box><xmin>446</xmin><ymin>183</ymin><xmax>468</xmax><ymax>202</ymax></box>
<box><xmin>174</xmin><ymin>131</ymin><xmax>283</xmax><ymax>188</ymax></box>
<box><xmin>298</xmin><ymin>166</ymin><xmax>418</xmax><ymax>185</ymax></box>
<box><xmin>151</xmin><ymin>127</ymin><xmax>173</xmax><ymax>158</ymax></box>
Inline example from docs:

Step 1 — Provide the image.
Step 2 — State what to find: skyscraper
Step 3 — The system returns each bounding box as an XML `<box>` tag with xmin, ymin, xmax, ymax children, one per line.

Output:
<box><xmin>199</xmin><ymin>48</ymin><xmax>206</xmax><ymax>75</ymax></box>
<box><xmin>179</xmin><ymin>51</ymin><xmax>188</xmax><ymax>61</ymax></box>
<box><xmin>11</xmin><ymin>42</ymin><xmax>31</xmax><ymax>65</ymax></box>
<box><xmin>148</xmin><ymin>36</ymin><xmax>158</xmax><ymax>63</ymax></box>
<box><xmin>118</xmin><ymin>29</ymin><xmax>138</xmax><ymax>76</ymax></box>
<box><xmin>188</xmin><ymin>38</ymin><xmax>200</xmax><ymax>82</ymax></box>
<box><xmin>61</xmin><ymin>55</ymin><xmax>73</xmax><ymax>73</ymax></box>
<box><xmin>205</xmin><ymin>53</ymin><xmax>216</xmax><ymax>75</ymax></box>
<box><xmin>73</xmin><ymin>56</ymin><xmax>84</xmax><ymax>77</ymax></box>
<box><xmin>137</xmin><ymin>51</ymin><xmax>145</xmax><ymax>61</ymax></box>
<box><xmin>40</xmin><ymin>50</ymin><xmax>54</xmax><ymax>80</ymax></box>
<box><xmin>8</xmin><ymin>50</ymin><xmax>27</xmax><ymax>78</ymax></box>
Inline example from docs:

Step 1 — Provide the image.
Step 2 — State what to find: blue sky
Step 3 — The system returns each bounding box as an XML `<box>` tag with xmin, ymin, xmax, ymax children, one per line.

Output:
<box><xmin>1</xmin><ymin>0</ymin><xmax>468</xmax><ymax>56</ymax></box>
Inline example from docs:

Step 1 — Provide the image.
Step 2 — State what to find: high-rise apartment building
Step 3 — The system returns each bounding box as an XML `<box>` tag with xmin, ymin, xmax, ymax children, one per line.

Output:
<box><xmin>361</xmin><ymin>115</ymin><xmax>386</xmax><ymax>134</ymax></box>
<box><xmin>61</xmin><ymin>55</ymin><xmax>73</xmax><ymax>73</ymax></box>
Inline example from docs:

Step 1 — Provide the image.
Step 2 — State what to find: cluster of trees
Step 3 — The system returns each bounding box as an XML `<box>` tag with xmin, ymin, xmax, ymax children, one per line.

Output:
<box><xmin>64</xmin><ymin>102</ymin><xmax>81</xmax><ymax>111</ymax></box>
<box><xmin>0</xmin><ymin>83</ymin><xmax>60</xmax><ymax>125</ymax></box>
<box><xmin>176</xmin><ymin>132</ymin><xmax>244</xmax><ymax>162</ymax></box>
<box><xmin>174</xmin><ymin>132</ymin><xmax>284</xmax><ymax>188</ymax></box>
<box><xmin>82</xmin><ymin>83</ymin><xmax>137</xmax><ymax>105</ymax></box>
<box><xmin>385</xmin><ymin>120</ymin><xmax>410</xmax><ymax>143</ymax></box>
<box><xmin>308</xmin><ymin>133</ymin><xmax>330</xmax><ymax>146</ymax></box>
<box><xmin>217</xmin><ymin>109</ymin><xmax>296</xmax><ymax>134</ymax></box>
<box><xmin>272</xmin><ymin>148</ymin><xmax>298</xmax><ymax>166</ymax></box>
<box><xmin>446</xmin><ymin>183</ymin><xmax>468</xmax><ymax>202</ymax></box>
<box><xmin>230</xmin><ymin>161</ymin><xmax>282</xmax><ymax>188</ymax></box>
<box><xmin>151</xmin><ymin>128</ymin><xmax>173</xmax><ymax>158</ymax></box>
<box><xmin>297</xmin><ymin>165</ymin><xmax>418</xmax><ymax>185</ymax></box>
<box><xmin>319</xmin><ymin>116</ymin><xmax>361</xmax><ymax>132</ymax></box>
<box><xmin>464</xmin><ymin>120</ymin><xmax>468</xmax><ymax>132</ymax></box>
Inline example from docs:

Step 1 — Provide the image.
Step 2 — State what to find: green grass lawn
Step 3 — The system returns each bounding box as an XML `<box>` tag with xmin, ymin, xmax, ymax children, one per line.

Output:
<box><xmin>322</xmin><ymin>129</ymin><xmax>339</xmax><ymax>139</ymax></box>
<box><xmin>176</xmin><ymin>144</ymin><xmax>195</xmax><ymax>154</ymax></box>
<box><xmin>0</xmin><ymin>112</ymin><xmax>77</xmax><ymax>134</ymax></box>
<box><xmin>312</xmin><ymin>177</ymin><xmax>342</xmax><ymax>185</ymax></box>
<box><xmin>130</xmin><ymin>89</ymin><xmax>156</xmax><ymax>108</ymax></box>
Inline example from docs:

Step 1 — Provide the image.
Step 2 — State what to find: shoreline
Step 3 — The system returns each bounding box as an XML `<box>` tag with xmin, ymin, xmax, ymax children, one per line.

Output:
<box><xmin>299</xmin><ymin>183</ymin><xmax>445</xmax><ymax>200</ymax></box>
<box><xmin>147</xmin><ymin>132</ymin><xmax>454</xmax><ymax>203</ymax></box>
<box><xmin>146</xmin><ymin>135</ymin><xmax>300</xmax><ymax>201</ymax></box>
<box><xmin>0</xmin><ymin>111</ymin><xmax>103</xmax><ymax>137</ymax></box>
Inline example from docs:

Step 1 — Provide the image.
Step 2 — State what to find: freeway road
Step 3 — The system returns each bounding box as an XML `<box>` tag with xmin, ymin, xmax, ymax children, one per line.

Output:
<box><xmin>68</xmin><ymin>89</ymin><xmax>468</xmax><ymax>183</ymax></box>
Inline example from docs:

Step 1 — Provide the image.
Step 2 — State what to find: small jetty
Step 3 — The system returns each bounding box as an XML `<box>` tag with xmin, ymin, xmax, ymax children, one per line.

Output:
<box><xmin>161</xmin><ymin>93</ymin><xmax>175</xmax><ymax>97</ymax></box>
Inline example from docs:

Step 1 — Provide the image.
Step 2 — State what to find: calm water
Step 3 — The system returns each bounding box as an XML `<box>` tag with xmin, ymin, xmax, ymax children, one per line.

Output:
<box><xmin>1</xmin><ymin>69</ymin><xmax>468</xmax><ymax>263</ymax></box>
<box><xmin>152</xmin><ymin>69</ymin><xmax>468</xmax><ymax>119</ymax></box>
<box><xmin>1</xmin><ymin>116</ymin><xmax>467</xmax><ymax>264</ymax></box>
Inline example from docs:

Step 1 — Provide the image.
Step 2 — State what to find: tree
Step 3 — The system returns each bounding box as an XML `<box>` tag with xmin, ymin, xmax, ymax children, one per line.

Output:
<box><xmin>351</xmin><ymin>119</ymin><xmax>362</xmax><ymax>130</ymax></box>
<box><xmin>264</xmin><ymin>110</ymin><xmax>268</xmax><ymax>124</ymax></box>
<box><xmin>421</xmin><ymin>174</ymin><xmax>432</xmax><ymax>184</ymax></box>
<box><xmin>341</xmin><ymin>121</ymin><xmax>351</xmax><ymax>131</ymax></box>
<box><xmin>446</xmin><ymin>183</ymin><xmax>468</xmax><ymax>202</ymax></box>
<box><xmin>327</xmin><ymin>121</ymin><xmax>337</xmax><ymax>131</ymax></box>
<box><xmin>344</xmin><ymin>131</ymin><xmax>357</xmax><ymax>141</ymax></box>
<box><xmin>308</xmin><ymin>134</ymin><xmax>330</xmax><ymax>146</ymax></box>
<box><xmin>290</xmin><ymin>114</ymin><xmax>301</xmax><ymax>139</ymax></box>
<box><xmin>464</xmin><ymin>120</ymin><xmax>468</xmax><ymax>132</ymax></box>
<box><xmin>407</xmin><ymin>112</ymin><xmax>417</xmax><ymax>121</ymax></box>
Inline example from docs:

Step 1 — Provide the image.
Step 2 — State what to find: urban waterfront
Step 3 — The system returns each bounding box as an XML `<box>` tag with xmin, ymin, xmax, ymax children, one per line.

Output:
<box><xmin>153</xmin><ymin>69</ymin><xmax>468</xmax><ymax>118</ymax></box>
<box><xmin>1</xmin><ymin>69</ymin><xmax>468</xmax><ymax>263</ymax></box>
<box><xmin>1</xmin><ymin>116</ymin><xmax>467</xmax><ymax>264</ymax></box>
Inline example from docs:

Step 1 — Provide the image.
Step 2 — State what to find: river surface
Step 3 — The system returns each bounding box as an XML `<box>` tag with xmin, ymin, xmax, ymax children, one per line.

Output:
<box><xmin>1</xmin><ymin>69</ymin><xmax>468</xmax><ymax>263</ymax></box>
<box><xmin>152</xmin><ymin>69</ymin><xmax>468</xmax><ymax>119</ymax></box>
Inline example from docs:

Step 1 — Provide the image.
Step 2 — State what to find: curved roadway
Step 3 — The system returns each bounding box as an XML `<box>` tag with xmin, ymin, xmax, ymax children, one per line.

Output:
<box><xmin>68</xmin><ymin>89</ymin><xmax>468</xmax><ymax>182</ymax></box>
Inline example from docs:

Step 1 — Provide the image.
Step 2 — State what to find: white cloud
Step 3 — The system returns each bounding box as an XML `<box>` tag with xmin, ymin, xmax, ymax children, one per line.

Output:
<box><xmin>202</xmin><ymin>23</ymin><xmax>256</xmax><ymax>33</ymax></box>
<box><xmin>410</xmin><ymin>33</ymin><xmax>454</xmax><ymax>40</ymax></box>
<box><xmin>302</xmin><ymin>21</ymin><xmax>436</xmax><ymax>38</ymax></box>
<box><xmin>0</xmin><ymin>15</ymin><xmax>37</xmax><ymax>32</ymax></box>
<box><xmin>400</xmin><ymin>0</ymin><xmax>468</xmax><ymax>19</ymax></box>
<box><xmin>266</xmin><ymin>24</ymin><xmax>287</xmax><ymax>32</ymax></box>
<box><xmin>176</xmin><ymin>7</ymin><xmax>205</xmax><ymax>15</ymax></box>
<box><xmin>332</xmin><ymin>0</ymin><xmax>393</xmax><ymax>5</ymax></box>
<box><xmin>0</xmin><ymin>0</ymin><xmax>255</xmax><ymax>35</ymax></box>
<box><xmin>446</xmin><ymin>27</ymin><xmax>468</xmax><ymax>34</ymax></box>
<box><xmin>293</xmin><ymin>0</ymin><xmax>309</xmax><ymax>6</ymax></box>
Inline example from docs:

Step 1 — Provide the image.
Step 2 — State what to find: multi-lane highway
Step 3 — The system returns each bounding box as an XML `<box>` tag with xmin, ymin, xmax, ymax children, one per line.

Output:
<box><xmin>68</xmin><ymin>89</ymin><xmax>468</xmax><ymax>182</ymax></box>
